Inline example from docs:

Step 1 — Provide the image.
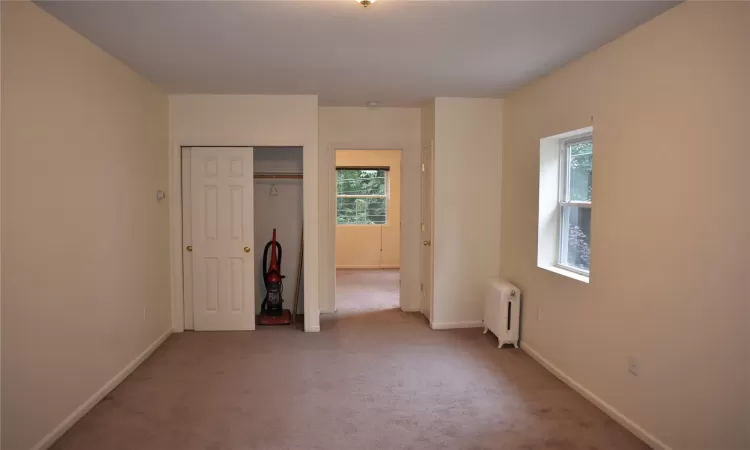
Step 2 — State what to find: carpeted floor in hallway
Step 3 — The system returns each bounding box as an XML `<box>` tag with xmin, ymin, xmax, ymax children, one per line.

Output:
<box><xmin>51</xmin><ymin>270</ymin><xmax>647</xmax><ymax>450</ymax></box>
<box><xmin>335</xmin><ymin>269</ymin><xmax>400</xmax><ymax>313</ymax></box>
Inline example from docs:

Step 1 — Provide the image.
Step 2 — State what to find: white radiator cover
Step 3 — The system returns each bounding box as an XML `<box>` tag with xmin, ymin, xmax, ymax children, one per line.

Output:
<box><xmin>483</xmin><ymin>279</ymin><xmax>521</xmax><ymax>348</ymax></box>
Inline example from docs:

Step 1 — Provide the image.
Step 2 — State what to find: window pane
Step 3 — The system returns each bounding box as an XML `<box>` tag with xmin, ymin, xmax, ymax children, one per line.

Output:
<box><xmin>336</xmin><ymin>169</ymin><xmax>387</xmax><ymax>195</ymax></box>
<box><xmin>337</xmin><ymin>197</ymin><xmax>387</xmax><ymax>224</ymax></box>
<box><xmin>567</xmin><ymin>141</ymin><xmax>592</xmax><ymax>202</ymax></box>
<box><xmin>561</xmin><ymin>206</ymin><xmax>591</xmax><ymax>272</ymax></box>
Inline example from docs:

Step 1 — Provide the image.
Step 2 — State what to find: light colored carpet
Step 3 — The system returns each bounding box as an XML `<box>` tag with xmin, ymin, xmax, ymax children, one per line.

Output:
<box><xmin>51</xmin><ymin>270</ymin><xmax>647</xmax><ymax>450</ymax></box>
<box><xmin>335</xmin><ymin>269</ymin><xmax>400</xmax><ymax>313</ymax></box>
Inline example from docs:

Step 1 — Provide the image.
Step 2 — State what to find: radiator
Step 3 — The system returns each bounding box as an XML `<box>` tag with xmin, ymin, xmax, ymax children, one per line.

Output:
<box><xmin>483</xmin><ymin>279</ymin><xmax>521</xmax><ymax>348</ymax></box>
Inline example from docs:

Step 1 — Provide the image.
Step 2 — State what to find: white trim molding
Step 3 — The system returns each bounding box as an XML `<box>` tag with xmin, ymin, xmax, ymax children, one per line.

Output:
<box><xmin>169</xmin><ymin>143</ymin><xmax>186</xmax><ymax>332</ymax></box>
<box><xmin>335</xmin><ymin>265</ymin><xmax>400</xmax><ymax>270</ymax></box>
<box><xmin>32</xmin><ymin>330</ymin><xmax>172</xmax><ymax>450</ymax></box>
<box><xmin>430</xmin><ymin>320</ymin><xmax>484</xmax><ymax>330</ymax></box>
<box><xmin>521</xmin><ymin>342</ymin><xmax>671</xmax><ymax>450</ymax></box>
<box><xmin>540</xmin><ymin>265</ymin><xmax>590</xmax><ymax>284</ymax></box>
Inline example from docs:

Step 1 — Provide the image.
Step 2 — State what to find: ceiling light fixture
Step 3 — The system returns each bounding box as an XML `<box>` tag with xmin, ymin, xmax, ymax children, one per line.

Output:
<box><xmin>356</xmin><ymin>0</ymin><xmax>375</xmax><ymax>7</ymax></box>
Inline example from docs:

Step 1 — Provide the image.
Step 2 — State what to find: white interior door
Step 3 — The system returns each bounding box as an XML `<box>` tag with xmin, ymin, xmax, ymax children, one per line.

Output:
<box><xmin>191</xmin><ymin>147</ymin><xmax>256</xmax><ymax>331</ymax></box>
<box><xmin>420</xmin><ymin>141</ymin><xmax>435</xmax><ymax>323</ymax></box>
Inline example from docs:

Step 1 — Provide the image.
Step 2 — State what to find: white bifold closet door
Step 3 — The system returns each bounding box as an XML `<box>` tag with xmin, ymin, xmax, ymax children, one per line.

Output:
<box><xmin>191</xmin><ymin>147</ymin><xmax>256</xmax><ymax>331</ymax></box>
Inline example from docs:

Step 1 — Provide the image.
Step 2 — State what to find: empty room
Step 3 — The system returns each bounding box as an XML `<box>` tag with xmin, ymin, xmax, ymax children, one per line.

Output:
<box><xmin>1</xmin><ymin>1</ymin><xmax>748</xmax><ymax>450</ymax></box>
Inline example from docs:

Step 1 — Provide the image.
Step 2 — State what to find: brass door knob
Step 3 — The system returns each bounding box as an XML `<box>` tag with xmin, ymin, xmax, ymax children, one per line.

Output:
<box><xmin>186</xmin><ymin>245</ymin><xmax>192</xmax><ymax>252</ymax></box>
<box><xmin>423</xmin><ymin>240</ymin><xmax>431</xmax><ymax>246</ymax></box>
<box><xmin>244</xmin><ymin>247</ymin><xmax>251</xmax><ymax>253</ymax></box>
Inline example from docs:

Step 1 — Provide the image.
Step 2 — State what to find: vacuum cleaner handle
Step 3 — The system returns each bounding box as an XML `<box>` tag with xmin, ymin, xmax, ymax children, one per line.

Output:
<box><xmin>262</xmin><ymin>241</ymin><xmax>283</xmax><ymax>281</ymax></box>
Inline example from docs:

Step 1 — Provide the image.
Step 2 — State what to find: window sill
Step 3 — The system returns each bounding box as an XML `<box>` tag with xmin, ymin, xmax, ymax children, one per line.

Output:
<box><xmin>540</xmin><ymin>265</ymin><xmax>590</xmax><ymax>284</ymax></box>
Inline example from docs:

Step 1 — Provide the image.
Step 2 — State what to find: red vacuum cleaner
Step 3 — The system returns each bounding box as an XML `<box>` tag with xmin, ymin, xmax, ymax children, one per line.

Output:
<box><xmin>258</xmin><ymin>228</ymin><xmax>292</xmax><ymax>325</ymax></box>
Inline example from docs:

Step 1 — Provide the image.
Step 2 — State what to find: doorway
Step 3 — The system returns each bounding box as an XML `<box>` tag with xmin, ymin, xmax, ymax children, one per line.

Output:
<box><xmin>334</xmin><ymin>149</ymin><xmax>401</xmax><ymax>314</ymax></box>
<box><xmin>253</xmin><ymin>147</ymin><xmax>304</xmax><ymax>323</ymax></box>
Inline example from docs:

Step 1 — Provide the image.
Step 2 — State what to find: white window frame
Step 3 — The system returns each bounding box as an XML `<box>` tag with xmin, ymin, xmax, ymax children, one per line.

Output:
<box><xmin>336</xmin><ymin>168</ymin><xmax>389</xmax><ymax>225</ymax></box>
<box><xmin>557</xmin><ymin>133</ymin><xmax>592</xmax><ymax>276</ymax></box>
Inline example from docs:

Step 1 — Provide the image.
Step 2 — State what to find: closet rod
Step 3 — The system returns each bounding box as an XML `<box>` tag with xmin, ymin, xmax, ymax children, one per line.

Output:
<box><xmin>254</xmin><ymin>172</ymin><xmax>303</xmax><ymax>180</ymax></box>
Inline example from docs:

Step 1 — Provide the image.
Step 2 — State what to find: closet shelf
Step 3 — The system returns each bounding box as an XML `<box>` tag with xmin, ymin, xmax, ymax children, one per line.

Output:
<box><xmin>254</xmin><ymin>172</ymin><xmax>303</xmax><ymax>179</ymax></box>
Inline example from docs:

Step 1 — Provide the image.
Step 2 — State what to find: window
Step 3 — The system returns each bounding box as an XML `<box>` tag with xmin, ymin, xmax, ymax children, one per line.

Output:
<box><xmin>558</xmin><ymin>134</ymin><xmax>592</xmax><ymax>274</ymax></box>
<box><xmin>336</xmin><ymin>168</ymin><xmax>388</xmax><ymax>224</ymax></box>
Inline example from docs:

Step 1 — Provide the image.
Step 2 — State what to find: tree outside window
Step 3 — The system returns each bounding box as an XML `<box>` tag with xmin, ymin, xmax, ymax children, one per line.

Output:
<box><xmin>559</xmin><ymin>137</ymin><xmax>592</xmax><ymax>273</ymax></box>
<box><xmin>336</xmin><ymin>169</ymin><xmax>388</xmax><ymax>225</ymax></box>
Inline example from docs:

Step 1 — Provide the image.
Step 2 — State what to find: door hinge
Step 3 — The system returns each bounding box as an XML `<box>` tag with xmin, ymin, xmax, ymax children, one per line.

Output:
<box><xmin>421</xmin><ymin>223</ymin><xmax>425</xmax><ymax>232</ymax></box>
<box><xmin>421</xmin><ymin>163</ymin><xmax>425</xmax><ymax>172</ymax></box>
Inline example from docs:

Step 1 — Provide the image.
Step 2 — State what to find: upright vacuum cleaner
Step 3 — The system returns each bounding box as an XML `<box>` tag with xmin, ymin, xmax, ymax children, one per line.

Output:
<box><xmin>258</xmin><ymin>228</ymin><xmax>292</xmax><ymax>325</ymax></box>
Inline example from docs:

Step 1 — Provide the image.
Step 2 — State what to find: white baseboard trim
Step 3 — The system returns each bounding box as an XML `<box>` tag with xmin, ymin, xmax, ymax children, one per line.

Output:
<box><xmin>322</xmin><ymin>307</ymin><xmax>417</xmax><ymax>314</ymax></box>
<box><xmin>32</xmin><ymin>329</ymin><xmax>173</xmax><ymax>450</ymax></box>
<box><xmin>520</xmin><ymin>342</ymin><xmax>671</xmax><ymax>450</ymax></box>
<box><xmin>335</xmin><ymin>265</ymin><xmax>400</xmax><ymax>270</ymax></box>
<box><xmin>306</xmin><ymin>325</ymin><xmax>321</xmax><ymax>332</ymax></box>
<box><xmin>430</xmin><ymin>320</ymin><xmax>484</xmax><ymax>330</ymax></box>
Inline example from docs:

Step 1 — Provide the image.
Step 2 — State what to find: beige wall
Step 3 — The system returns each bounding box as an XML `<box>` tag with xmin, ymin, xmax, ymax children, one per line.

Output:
<box><xmin>319</xmin><ymin>107</ymin><xmax>421</xmax><ymax>312</ymax></box>
<box><xmin>169</xmin><ymin>94</ymin><xmax>320</xmax><ymax>332</ymax></box>
<box><xmin>432</xmin><ymin>98</ymin><xmax>503</xmax><ymax>328</ymax></box>
<box><xmin>336</xmin><ymin>150</ymin><xmax>401</xmax><ymax>269</ymax></box>
<box><xmin>1</xmin><ymin>3</ymin><xmax>170</xmax><ymax>450</ymax></box>
<box><xmin>500</xmin><ymin>2</ymin><xmax>749</xmax><ymax>449</ymax></box>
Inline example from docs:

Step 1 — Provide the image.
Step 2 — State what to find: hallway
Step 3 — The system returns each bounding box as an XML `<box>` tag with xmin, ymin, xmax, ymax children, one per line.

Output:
<box><xmin>335</xmin><ymin>269</ymin><xmax>400</xmax><ymax>313</ymax></box>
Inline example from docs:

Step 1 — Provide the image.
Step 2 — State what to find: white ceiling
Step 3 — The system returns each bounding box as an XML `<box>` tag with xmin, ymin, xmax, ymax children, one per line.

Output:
<box><xmin>37</xmin><ymin>0</ymin><xmax>677</xmax><ymax>106</ymax></box>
